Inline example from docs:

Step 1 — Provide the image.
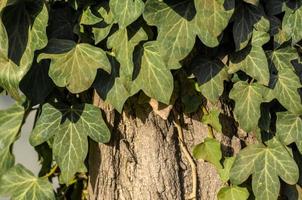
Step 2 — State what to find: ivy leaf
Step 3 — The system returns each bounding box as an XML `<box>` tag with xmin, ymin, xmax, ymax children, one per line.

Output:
<box><xmin>218</xmin><ymin>157</ymin><xmax>236</xmax><ymax>182</ymax></box>
<box><xmin>230</xmin><ymin>140</ymin><xmax>299</xmax><ymax>200</ymax></box>
<box><xmin>276</xmin><ymin>112</ymin><xmax>302</xmax><ymax>153</ymax></box>
<box><xmin>193</xmin><ymin>138</ymin><xmax>222</xmax><ymax>169</ymax></box>
<box><xmin>109</xmin><ymin>0</ymin><xmax>144</xmax><ymax>29</ymax></box>
<box><xmin>133</xmin><ymin>41</ymin><xmax>173</xmax><ymax>104</ymax></box>
<box><xmin>194</xmin><ymin>0</ymin><xmax>234</xmax><ymax>47</ymax></box>
<box><xmin>0</xmin><ymin>3</ymin><xmax>48</xmax><ymax>100</ymax></box>
<box><xmin>92</xmin><ymin>6</ymin><xmax>114</xmax><ymax>44</ymax></box>
<box><xmin>201</xmin><ymin>109</ymin><xmax>222</xmax><ymax>133</ymax></box>
<box><xmin>229</xmin><ymin>82</ymin><xmax>266</xmax><ymax>132</ymax></box>
<box><xmin>143</xmin><ymin>0</ymin><xmax>195</xmax><ymax>69</ymax></box>
<box><xmin>193</xmin><ymin>58</ymin><xmax>229</xmax><ymax>102</ymax></box>
<box><xmin>282</xmin><ymin>6</ymin><xmax>302</xmax><ymax>44</ymax></box>
<box><xmin>0</xmin><ymin>164</ymin><xmax>55</xmax><ymax>200</ymax></box>
<box><xmin>270</xmin><ymin>68</ymin><xmax>302</xmax><ymax>114</ymax></box>
<box><xmin>38</xmin><ymin>39</ymin><xmax>111</xmax><ymax>94</ymax></box>
<box><xmin>80</xmin><ymin>7</ymin><xmax>102</xmax><ymax>25</ymax></box>
<box><xmin>94</xmin><ymin>56</ymin><xmax>133</xmax><ymax>112</ymax></box>
<box><xmin>30</xmin><ymin>103</ymin><xmax>110</xmax><ymax>184</ymax></box>
<box><xmin>20</xmin><ymin>59</ymin><xmax>55</xmax><ymax>106</ymax></box>
<box><xmin>0</xmin><ymin>102</ymin><xmax>24</xmax><ymax>176</ymax></box>
<box><xmin>217</xmin><ymin>186</ymin><xmax>249</xmax><ymax>200</ymax></box>
<box><xmin>269</xmin><ymin>46</ymin><xmax>299</xmax><ymax>71</ymax></box>
<box><xmin>229</xmin><ymin>45</ymin><xmax>269</xmax><ymax>86</ymax></box>
<box><xmin>233</xmin><ymin>4</ymin><xmax>268</xmax><ymax>50</ymax></box>
<box><xmin>107</xmin><ymin>27</ymin><xmax>147</xmax><ymax>79</ymax></box>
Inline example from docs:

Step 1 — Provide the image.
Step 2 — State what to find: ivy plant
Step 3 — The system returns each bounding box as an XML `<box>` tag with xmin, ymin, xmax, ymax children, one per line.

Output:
<box><xmin>0</xmin><ymin>0</ymin><xmax>301</xmax><ymax>199</ymax></box>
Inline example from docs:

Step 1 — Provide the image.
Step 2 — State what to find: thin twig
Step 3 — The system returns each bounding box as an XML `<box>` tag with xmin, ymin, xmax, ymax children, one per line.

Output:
<box><xmin>173</xmin><ymin>110</ymin><xmax>197</xmax><ymax>200</ymax></box>
<box><xmin>43</xmin><ymin>164</ymin><xmax>58</xmax><ymax>178</ymax></box>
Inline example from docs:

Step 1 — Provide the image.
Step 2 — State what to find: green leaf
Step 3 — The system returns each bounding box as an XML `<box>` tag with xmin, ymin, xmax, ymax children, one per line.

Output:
<box><xmin>282</xmin><ymin>6</ymin><xmax>302</xmax><ymax>44</ymax></box>
<box><xmin>233</xmin><ymin>4</ymin><xmax>268</xmax><ymax>50</ymax></box>
<box><xmin>229</xmin><ymin>45</ymin><xmax>269</xmax><ymax>86</ymax></box>
<box><xmin>270</xmin><ymin>68</ymin><xmax>302</xmax><ymax>114</ymax></box>
<box><xmin>201</xmin><ymin>109</ymin><xmax>222</xmax><ymax>133</ymax></box>
<box><xmin>38</xmin><ymin>39</ymin><xmax>111</xmax><ymax>94</ymax></box>
<box><xmin>229</xmin><ymin>82</ymin><xmax>266</xmax><ymax>132</ymax></box>
<box><xmin>244</xmin><ymin>0</ymin><xmax>259</xmax><ymax>5</ymax></box>
<box><xmin>109</xmin><ymin>0</ymin><xmax>144</xmax><ymax>29</ymax></box>
<box><xmin>80</xmin><ymin>7</ymin><xmax>102</xmax><ymax>25</ymax></box>
<box><xmin>276</xmin><ymin>112</ymin><xmax>302</xmax><ymax>153</ymax></box>
<box><xmin>0</xmin><ymin>164</ymin><xmax>55</xmax><ymax>200</ymax></box>
<box><xmin>218</xmin><ymin>157</ymin><xmax>236</xmax><ymax>182</ymax></box>
<box><xmin>269</xmin><ymin>46</ymin><xmax>299</xmax><ymax>71</ymax></box>
<box><xmin>193</xmin><ymin>58</ymin><xmax>229</xmax><ymax>102</ymax></box>
<box><xmin>217</xmin><ymin>186</ymin><xmax>249</xmax><ymax>200</ymax></box>
<box><xmin>108</xmin><ymin>27</ymin><xmax>147</xmax><ymax>79</ymax></box>
<box><xmin>0</xmin><ymin>3</ymin><xmax>48</xmax><ymax>100</ymax></box>
<box><xmin>92</xmin><ymin>6</ymin><xmax>114</xmax><ymax>44</ymax></box>
<box><xmin>193</xmin><ymin>138</ymin><xmax>222</xmax><ymax>169</ymax></box>
<box><xmin>30</xmin><ymin>103</ymin><xmax>110</xmax><ymax>184</ymax></box>
<box><xmin>230</xmin><ymin>140</ymin><xmax>299</xmax><ymax>200</ymax></box>
<box><xmin>0</xmin><ymin>102</ymin><xmax>24</xmax><ymax>176</ymax></box>
<box><xmin>194</xmin><ymin>0</ymin><xmax>234</xmax><ymax>47</ymax></box>
<box><xmin>143</xmin><ymin>0</ymin><xmax>196</xmax><ymax>69</ymax></box>
<box><xmin>133</xmin><ymin>41</ymin><xmax>173</xmax><ymax>104</ymax></box>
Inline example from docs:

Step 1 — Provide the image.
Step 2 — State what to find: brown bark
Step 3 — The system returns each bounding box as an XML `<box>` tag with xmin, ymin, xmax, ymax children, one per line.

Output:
<box><xmin>88</xmin><ymin>94</ymin><xmax>239</xmax><ymax>200</ymax></box>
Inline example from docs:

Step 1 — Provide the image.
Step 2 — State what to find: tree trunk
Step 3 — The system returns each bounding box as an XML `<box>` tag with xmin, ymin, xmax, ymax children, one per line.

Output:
<box><xmin>87</xmin><ymin>94</ymin><xmax>238</xmax><ymax>200</ymax></box>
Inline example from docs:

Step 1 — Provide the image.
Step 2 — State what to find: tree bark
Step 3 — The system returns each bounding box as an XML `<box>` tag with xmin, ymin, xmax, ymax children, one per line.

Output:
<box><xmin>88</xmin><ymin>94</ymin><xmax>238</xmax><ymax>200</ymax></box>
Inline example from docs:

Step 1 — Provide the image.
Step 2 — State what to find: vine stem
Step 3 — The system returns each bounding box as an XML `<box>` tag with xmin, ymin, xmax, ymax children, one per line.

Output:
<box><xmin>173</xmin><ymin>110</ymin><xmax>197</xmax><ymax>200</ymax></box>
<box><xmin>43</xmin><ymin>164</ymin><xmax>58</xmax><ymax>178</ymax></box>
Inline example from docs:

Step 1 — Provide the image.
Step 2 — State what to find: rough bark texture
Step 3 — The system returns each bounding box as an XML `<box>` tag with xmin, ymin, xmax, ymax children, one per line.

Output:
<box><xmin>88</xmin><ymin>94</ymin><xmax>240</xmax><ymax>200</ymax></box>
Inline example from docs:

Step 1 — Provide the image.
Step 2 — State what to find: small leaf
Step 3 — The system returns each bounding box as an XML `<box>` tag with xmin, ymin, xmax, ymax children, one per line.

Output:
<box><xmin>193</xmin><ymin>58</ymin><xmax>229</xmax><ymax>102</ymax></box>
<box><xmin>80</xmin><ymin>7</ymin><xmax>102</xmax><ymax>25</ymax></box>
<box><xmin>110</xmin><ymin>0</ymin><xmax>144</xmax><ymax>29</ymax></box>
<box><xmin>230</xmin><ymin>140</ymin><xmax>299</xmax><ymax>200</ymax></box>
<box><xmin>38</xmin><ymin>39</ymin><xmax>111</xmax><ymax>94</ymax></box>
<box><xmin>229</xmin><ymin>82</ymin><xmax>266</xmax><ymax>132</ymax></box>
<box><xmin>201</xmin><ymin>109</ymin><xmax>222</xmax><ymax>133</ymax></box>
<box><xmin>0</xmin><ymin>102</ymin><xmax>24</xmax><ymax>176</ymax></box>
<box><xmin>133</xmin><ymin>41</ymin><xmax>173</xmax><ymax>104</ymax></box>
<box><xmin>269</xmin><ymin>46</ymin><xmax>299</xmax><ymax>71</ymax></box>
<box><xmin>193</xmin><ymin>138</ymin><xmax>222</xmax><ymax>169</ymax></box>
<box><xmin>0</xmin><ymin>164</ymin><xmax>55</xmax><ymax>200</ymax></box>
<box><xmin>276</xmin><ymin>112</ymin><xmax>302</xmax><ymax>153</ymax></box>
<box><xmin>217</xmin><ymin>186</ymin><xmax>249</xmax><ymax>200</ymax></box>
<box><xmin>218</xmin><ymin>157</ymin><xmax>236</xmax><ymax>182</ymax></box>
<box><xmin>30</xmin><ymin>103</ymin><xmax>110</xmax><ymax>184</ymax></box>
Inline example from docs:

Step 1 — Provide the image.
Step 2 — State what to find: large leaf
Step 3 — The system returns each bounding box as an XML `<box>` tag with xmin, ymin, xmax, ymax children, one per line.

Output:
<box><xmin>192</xmin><ymin>58</ymin><xmax>229</xmax><ymax>102</ymax></box>
<box><xmin>0</xmin><ymin>164</ymin><xmax>55</xmax><ymax>200</ymax></box>
<box><xmin>229</xmin><ymin>45</ymin><xmax>269</xmax><ymax>86</ymax></box>
<box><xmin>30</xmin><ymin>103</ymin><xmax>110</xmax><ymax>184</ymax></box>
<box><xmin>282</xmin><ymin>6</ymin><xmax>302</xmax><ymax>44</ymax></box>
<box><xmin>229</xmin><ymin>82</ymin><xmax>266</xmax><ymax>132</ymax></box>
<box><xmin>193</xmin><ymin>138</ymin><xmax>222</xmax><ymax>169</ymax></box>
<box><xmin>276</xmin><ymin>112</ymin><xmax>302</xmax><ymax>153</ymax></box>
<box><xmin>132</xmin><ymin>41</ymin><xmax>173</xmax><ymax>104</ymax></box>
<box><xmin>194</xmin><ymin>0</ymin><xmax>234</xmax><ymax>47</ymax></box>
<box><xmin>38</xmin><ymin>39</ymin><xmax>111</xmax><ymax>94</ymax></box>
<box><xmin>230</xmin><ymin>140</ymin><xmax>299</xmax><ymax>200</ymax></box>
<box><xmin>270</xmin><ymin>68</ymin><xmax>302</xmax><ymax>114</ymax></box>
<box><xmin>0</xmin><ymin>3</ymin><xmax>48</xmax><ymax>100</ymax></box>
<box><xmin>0</xmin><ymin>102</ymin><xmax>24</xmax><ymax>176</ymax></box>
<box><xmin>217</xmin><ymin>186</ymin><xmax>249</xmax><ymax>200</ymax></box>
<box><xmin>109</xmin><ymin>0</ymin><xmax>144</xmax><ymax>29</ymax></box>
<box><xmin>143</xmin><ymin>0</ymin><xmax>196</xmax><ymax>69</ymax></box>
